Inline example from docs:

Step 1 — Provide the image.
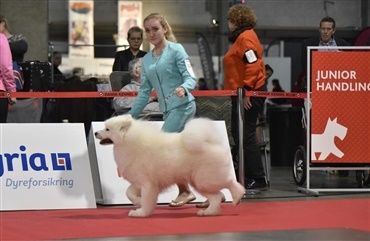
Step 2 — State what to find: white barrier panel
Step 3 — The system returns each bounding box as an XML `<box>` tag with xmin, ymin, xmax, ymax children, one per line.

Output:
<box><xmin>0</xmin><ymin>124</ymin><xmax>96</xmax><ymax>211</ymax></box>
<box><xmin>89</xmin><ymin>121</ymin><xmax>237</xmax><ymax>205</ymax></box>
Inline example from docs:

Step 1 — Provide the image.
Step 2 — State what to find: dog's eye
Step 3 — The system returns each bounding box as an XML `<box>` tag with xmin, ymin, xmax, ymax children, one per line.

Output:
<box><xmin>105</xmin><ymin>128</ymin><xmax>110</xmax><ymax>131</ymax></box>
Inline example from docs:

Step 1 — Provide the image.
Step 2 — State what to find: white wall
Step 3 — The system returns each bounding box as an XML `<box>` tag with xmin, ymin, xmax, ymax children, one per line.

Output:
<box><xmin>264</xmin><ymin>57</ymin><xmax>292</xmax><ymax>92</ymax></box>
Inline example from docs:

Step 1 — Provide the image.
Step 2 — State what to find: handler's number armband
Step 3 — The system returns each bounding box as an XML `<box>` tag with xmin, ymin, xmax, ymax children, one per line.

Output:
<box><xmin>244</xmin><ymin>49</ymin><xmax>258</xmax><ymax>64</ymax></box>
<box><xmin>184</xmin><ymin>59</ymin><xmax>196</xmax><ymax>78</ymax></box>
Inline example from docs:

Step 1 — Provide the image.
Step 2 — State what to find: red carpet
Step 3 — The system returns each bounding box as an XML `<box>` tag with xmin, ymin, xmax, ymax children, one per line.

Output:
<box><xmin>1</xmin><ymin>198</ymin><xmax>369</xmax><ymax>240</ymax></box>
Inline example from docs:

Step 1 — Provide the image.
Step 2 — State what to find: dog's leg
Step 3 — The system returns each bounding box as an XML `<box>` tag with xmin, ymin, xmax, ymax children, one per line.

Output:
<box><xmin>126</xmin><ymin>185</ymin><xmax>141</xmax><ymax>207</ymax></box>
<box><xmin>128</xmin><ymin>185</ymin><xmax>158</xmax><ymax>217</ymax></box>
<box><xmin>228</xmin><ymin>181</ymin><xmax>245</xmax><ymax>206</ymax></box>
<box><xmin>197</xmin><ymin>193</ymin><xmax>222</xmax><ymax>216</ymax></box>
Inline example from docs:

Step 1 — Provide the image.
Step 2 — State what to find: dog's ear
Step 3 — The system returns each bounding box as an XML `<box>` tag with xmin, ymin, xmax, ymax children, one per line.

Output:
<box><xmin>120</xmin><ymin>119</ymin><xmax>132</xmax><ymax>138</ymax></box>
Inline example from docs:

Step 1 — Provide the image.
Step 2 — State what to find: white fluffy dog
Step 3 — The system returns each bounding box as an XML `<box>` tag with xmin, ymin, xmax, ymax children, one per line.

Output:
<box><xmin>94</xmin><ymin>114</ymin><xmax>245</xmax><ymax>217</ymax></box>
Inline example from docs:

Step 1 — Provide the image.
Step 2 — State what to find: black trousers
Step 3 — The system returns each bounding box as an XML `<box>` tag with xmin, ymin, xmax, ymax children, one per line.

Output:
<box><xmin>231</xmin><ymin>84</ymin><xmax>267</xmax><ymax>181</ymax></box>
<box><xmin>0</xmin><ymin>91</ymin><xmax>9</xmax><ymax>123</ymax></box>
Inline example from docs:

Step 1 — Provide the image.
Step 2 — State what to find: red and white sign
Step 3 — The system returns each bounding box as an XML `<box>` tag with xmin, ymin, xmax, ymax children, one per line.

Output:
<box><xmin>117</xmin><ymin>1</ymin><xmax>143</xmax><ymax>51</ymax></box>
<box><xmin>311</xmin><ymin>50</ymin><xmax>370</xmax><ymax>163</ymax></box>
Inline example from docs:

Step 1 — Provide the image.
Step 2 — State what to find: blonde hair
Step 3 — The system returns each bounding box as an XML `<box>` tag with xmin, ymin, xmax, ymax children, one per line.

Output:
<box><xmin>144</xmin><ymin>13</ymin><xmax>177</xmax><ymax>42</ymax></box>
<box><xmin>0</xmin><ymin>14</ymin><xmax>11</xmax><ymax>32</ymax></box>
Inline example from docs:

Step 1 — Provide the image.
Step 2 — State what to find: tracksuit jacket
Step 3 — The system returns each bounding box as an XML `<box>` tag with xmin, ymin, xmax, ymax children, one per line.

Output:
<box><xmin>128</xmin><ymin>41</ymin><xmax>196</xmax><ymax>118</ymax></box>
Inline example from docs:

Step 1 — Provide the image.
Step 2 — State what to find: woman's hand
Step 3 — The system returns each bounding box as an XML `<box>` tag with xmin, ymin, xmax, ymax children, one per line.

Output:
<box><xmin>8</xmin><ymin>97</ymin><xmax>16</xmax><ymax>105</ymax></box>
<box><xmin>175</xmin><ymin>87</ymin><xmax>186</xmax><ymax>98</ymax></box>
<box><xmin>244</xmin><ymin>96</ymin><xmax>252</xmax><ymax>110</ymax></box>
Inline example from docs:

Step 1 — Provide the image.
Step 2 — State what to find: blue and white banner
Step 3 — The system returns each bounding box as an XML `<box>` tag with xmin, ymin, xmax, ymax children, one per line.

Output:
<box><xmin>0</xmin><ymin>124</ymin><xmax>96</xmax><ymax>210</ymax></box>
<box><xmin>68</xmin><ymin>0</ymin><xmax>94</xmax><ymax>58</ymax></box>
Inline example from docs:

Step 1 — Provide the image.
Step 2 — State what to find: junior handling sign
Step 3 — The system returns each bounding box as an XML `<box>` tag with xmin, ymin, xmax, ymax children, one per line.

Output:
<box><xmin>311</xmin><ymin>49</ymin><xmax>370</xmax><ymax>164</ymax></box>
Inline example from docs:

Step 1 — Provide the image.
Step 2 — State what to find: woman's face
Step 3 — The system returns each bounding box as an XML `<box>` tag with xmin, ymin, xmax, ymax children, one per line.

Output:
<box><xmin>319</xmin><ymin>21</ymin><xmax>335</xmax><ymax>43</ymax></box>
<box><xmin>128</xmin><ymin>32</ymin><xmax>143</xmax><ymax>51</ymax></box>
<box><xmin>0</xmin><ymin>20</ymin><xmax>6</xmax><ymax>34</ymax></box>
<box><xmin>144</xmin><ymin>18</ymin><xmax>167</xmax><ymax>46</ymax></box>
<box><xmin>134</xmin><ymin>59</ymin><xmax>142</xmax><ymax>81</ymax></box>
<box><xmin>266</xmin><ymin>70</ymin><xmax>273</xmax><ymax>80</ymax></box>
<box><xmin>228</xmin><ymin>20</ymin><xmax>237</xmax><ymax>32</ymax></box>
<box><xmin>53</xmin><ymin>54</ymin><xmax>62</xmax><ymax>66</ymax></box>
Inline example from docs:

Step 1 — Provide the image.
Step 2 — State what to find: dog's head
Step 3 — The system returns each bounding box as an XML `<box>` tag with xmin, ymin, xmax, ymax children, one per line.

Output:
<box><xmin>94</xmin><ymin>114</ymin><xmax>133</xmax><ymax>145</ymax></box>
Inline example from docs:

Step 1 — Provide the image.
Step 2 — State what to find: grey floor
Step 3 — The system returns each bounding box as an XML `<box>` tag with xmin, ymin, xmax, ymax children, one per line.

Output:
<box><xmin>73</xmin><ymin>229</ymin><xmax>370</xmax><ymax>241</ymax></box>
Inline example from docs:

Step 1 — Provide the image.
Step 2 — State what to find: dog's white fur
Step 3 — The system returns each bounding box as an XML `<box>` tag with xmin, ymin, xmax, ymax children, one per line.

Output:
<box><xmin>94</xmin><ymin>114</ymin><xmax>245</xmax><ymax>217</ymax></box>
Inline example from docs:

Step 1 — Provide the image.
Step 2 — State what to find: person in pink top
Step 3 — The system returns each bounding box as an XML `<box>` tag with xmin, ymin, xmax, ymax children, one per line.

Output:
<box><xmin>0</xmin><ymin>33</ymin><xmax>16</xmax><ymax>123</ymax></box>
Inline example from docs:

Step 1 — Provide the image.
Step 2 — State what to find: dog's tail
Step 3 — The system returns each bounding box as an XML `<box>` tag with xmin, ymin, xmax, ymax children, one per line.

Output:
<box><xmin>181</xmin><ymin>118</ymin><xmax>222</xmax><ymax>152</ymax></box>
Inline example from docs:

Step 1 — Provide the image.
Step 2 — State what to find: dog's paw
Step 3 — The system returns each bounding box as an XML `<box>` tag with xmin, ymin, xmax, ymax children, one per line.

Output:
<box><xmin>197</xmin><ymin>207</ymin><xmax>220</xmax><ymax>216</ymax></box>
<box><xmin>132</xmin><ymin>201</ymin><xmax>142</xmax><ymax>207</ymax></box>
<box><xmin>128</xmin><ymin>208</ymin><xmax>150</xmax><ymax>217</ymax></box>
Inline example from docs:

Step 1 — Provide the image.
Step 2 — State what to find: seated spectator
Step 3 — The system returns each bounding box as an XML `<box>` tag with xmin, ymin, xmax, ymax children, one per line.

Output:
<box><xmin>264</xmin><ymin>64</ymin><xmax>274</xmax><ymax>85</ymax></box>
<box><xmin>272</xmin><ymin>78</ymin><xmax>284</xmax><ymax>92</ymax></box>
<box><xmin>53</xmin><ymin>76</ymin><xmax>97</xmax><ymax>136</ymax></box>
<box><xmin>270</xmin><ymin>79</ymin><xmax>290</xmax><ymax>105</ymax></box>
<box><xmin>198</xmin><ymin>77</ymin><xmax>208</xmax><ymax>90</ymax></box>
<box><xmin>112</xmin><ymin>58</ymin><xmax>161</xmax><ymax>118</ymax></box>
<box><xmin>72</xmin><ymin>67</ymin><xmax>84</xmax><ymax>77</ymax></box>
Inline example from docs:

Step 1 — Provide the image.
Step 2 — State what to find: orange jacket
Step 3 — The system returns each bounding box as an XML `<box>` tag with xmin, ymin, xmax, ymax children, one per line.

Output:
<box><xmin>223</xmin><ymin>29</ymin><xmax>266</xmax><ymax>90</ymax></box>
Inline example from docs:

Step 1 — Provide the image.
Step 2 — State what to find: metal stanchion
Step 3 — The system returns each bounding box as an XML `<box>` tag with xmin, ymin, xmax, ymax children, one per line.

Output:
<box><xmin>48</xmin><ymin>43</ymin><xmax>54</xmax><ymax>84</ymax></box>
<box><xmin>237</xmin><ymin>87</ymin><xmax>245</xmax><ymax>187</ymax></box>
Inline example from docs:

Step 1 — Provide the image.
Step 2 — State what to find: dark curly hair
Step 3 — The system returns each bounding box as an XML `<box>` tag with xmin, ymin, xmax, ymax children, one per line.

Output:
<box><xmin>227</xmin><ymin>5</ymin><xmax>257</xmax><ymax>29</ymax></box>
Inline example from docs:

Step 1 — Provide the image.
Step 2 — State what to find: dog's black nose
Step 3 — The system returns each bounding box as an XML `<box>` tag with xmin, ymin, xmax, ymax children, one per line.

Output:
<box><xmin>94</xmin><ymin>132</ymin><xmax>98</xmax><ymax>137</ymax></box>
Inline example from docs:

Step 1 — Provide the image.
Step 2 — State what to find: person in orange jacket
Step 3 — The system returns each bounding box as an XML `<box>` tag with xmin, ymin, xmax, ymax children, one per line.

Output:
<box><xmin>224</xmin><ymin>5</ymin><xmax>268</xmax><ymax>191</ymax></box>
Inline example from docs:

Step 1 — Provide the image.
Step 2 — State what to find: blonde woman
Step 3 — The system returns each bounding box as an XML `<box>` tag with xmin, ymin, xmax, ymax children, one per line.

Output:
<box><xmin>128</xmin><ymin>13</ymin><xmax>197</xmax><ymax>207</ymax></box>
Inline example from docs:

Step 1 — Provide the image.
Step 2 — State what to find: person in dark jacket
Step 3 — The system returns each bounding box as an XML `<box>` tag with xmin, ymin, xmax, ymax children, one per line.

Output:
<box><xmin>270</xmin><ymin>79</ymin><xmax>289</xmax><ymax>105</ymax></box>
<box><xmin>50</xmin><ymin>51</ymin><xmax>66</xmax><ymax>82</ymax></box>
<box><xmin>301</xmin><ymin>16</ymin><xmax>349</xmax><ymax>76</ymax></box>
<box><xmin>112</xmin><ymin>26</ymin><xmax>147</xmax><ymax>71</ymax></box>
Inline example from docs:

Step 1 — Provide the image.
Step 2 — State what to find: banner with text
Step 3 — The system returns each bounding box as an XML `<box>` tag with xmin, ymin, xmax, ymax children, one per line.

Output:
<box><xmin>68</xmin><ymin>0</ymin><xmax>94</xmax><ymax>58</ymax></box>
<box><xmin>311</xmin><ymin>50</ymin><xmax>370</xmax><ymax>163</ymax></box>
<box><xmin>117</xmin><ymin>1</ymin><xmax>142</xmax><ymax>52</ymax></box>
<box><xmin>0</xmin><ymin>124</ymin><xmax>96</xmax><ymax>210</ymax></box>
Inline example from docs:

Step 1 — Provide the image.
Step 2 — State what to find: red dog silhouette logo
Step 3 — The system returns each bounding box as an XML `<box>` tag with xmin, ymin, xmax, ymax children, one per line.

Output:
<box><xmin>311</xmin><ymin>118</ymin><xmax>348</xmax><ymax>161</ymax></box>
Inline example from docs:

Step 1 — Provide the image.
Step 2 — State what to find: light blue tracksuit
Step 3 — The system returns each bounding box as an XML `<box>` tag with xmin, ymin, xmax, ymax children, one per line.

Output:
<box><xmin>128</xmin><ymin>41</ymin><xmax>196</xmax><ymax>133</ymax></box>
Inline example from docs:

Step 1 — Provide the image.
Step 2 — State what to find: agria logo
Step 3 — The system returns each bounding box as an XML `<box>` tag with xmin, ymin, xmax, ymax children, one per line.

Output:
<box><xmin>0</xmin><ymin>145</ymin><xmax>72</xmax><ymax>177</ymax></box>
